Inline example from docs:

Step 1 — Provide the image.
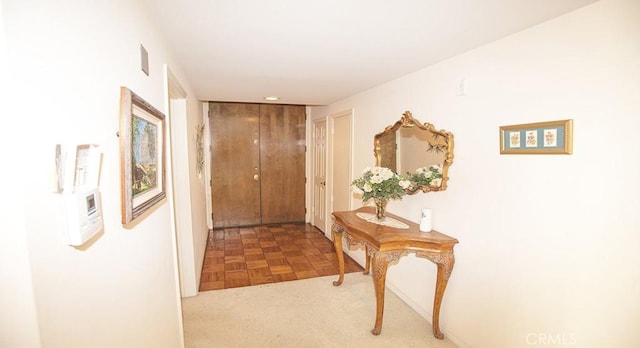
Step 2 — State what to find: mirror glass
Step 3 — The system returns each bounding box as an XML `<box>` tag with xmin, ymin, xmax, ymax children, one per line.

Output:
<box><xmin>374</xmin><ymin>111</ymin><xmax>454</xmax><ymax>194</ymax></box>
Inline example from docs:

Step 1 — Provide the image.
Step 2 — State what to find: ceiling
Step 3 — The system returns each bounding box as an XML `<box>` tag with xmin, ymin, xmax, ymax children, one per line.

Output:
<box><xmin>149</xmin><ymin>0</ymin><xmax>597</xmax><ymax>105</ymax></box>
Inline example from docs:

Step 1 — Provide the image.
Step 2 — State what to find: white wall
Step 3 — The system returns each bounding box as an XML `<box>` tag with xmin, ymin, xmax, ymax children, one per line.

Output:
<box><xmin>185</xmin><ymin>103</ymin><xmax>209</xmax><ymax>296</ymax></box>
<box><xmin>2</xmin><ymin>0</ymin><xmax>204</xmax><ymax>346</ymax></box>
<box><xmin>310</xmin><ymin>0</ymin><xmax>640</xmax><ymax>346</ymax></box>
<box><xmin>0</xmin><ymin>2</ymin><xmax>42</xmax><ymax>346</ymax></box>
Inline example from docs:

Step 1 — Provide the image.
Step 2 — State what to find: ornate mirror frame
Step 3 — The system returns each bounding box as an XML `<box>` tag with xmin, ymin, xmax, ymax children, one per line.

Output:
<box><xmin>374</xmin><ymin>111</ymin><xmax>454</xmax><ymax>194</ymax></box>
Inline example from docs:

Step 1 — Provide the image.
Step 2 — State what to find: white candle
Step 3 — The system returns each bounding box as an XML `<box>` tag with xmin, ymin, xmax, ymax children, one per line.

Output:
<box><xmin>419</xmin><ymin>208</ymin><xmax>432</xmax><ymax>232</ymax></box>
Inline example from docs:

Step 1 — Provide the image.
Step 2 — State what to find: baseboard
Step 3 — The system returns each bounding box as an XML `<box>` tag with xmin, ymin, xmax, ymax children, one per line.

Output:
<box><xmin>385</xmin><ymin>282</ymin><xmax>469</xmax><ymax>348</ymax></box>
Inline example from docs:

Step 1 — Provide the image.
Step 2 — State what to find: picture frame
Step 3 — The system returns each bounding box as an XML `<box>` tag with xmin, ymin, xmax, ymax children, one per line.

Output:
<box><xmin>119</xmin><ymin>87</ymin><xmax>166</xmax><ymax>224</ymax></box>
<box><xmin>500</xmin><ymin>119</ymin><xmax>573</xmax><ymax>155</ymax></box>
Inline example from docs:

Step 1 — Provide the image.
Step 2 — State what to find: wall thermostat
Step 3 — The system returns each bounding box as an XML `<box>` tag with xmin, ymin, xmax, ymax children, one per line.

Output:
<box><xmin>64</xmin><ymin>187</ymin><xmax>104</xmax><ymax>246</ymax></box>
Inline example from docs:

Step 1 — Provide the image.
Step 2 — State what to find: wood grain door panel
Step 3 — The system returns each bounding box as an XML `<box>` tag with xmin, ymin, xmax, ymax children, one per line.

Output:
<box><xmin>260</xmin><ymin>104</ymin><xmax>306</xmax><ymax>224</ymax></box>
<box><xmin>210</xmin><ymin>103</ymin><xmax>261</xmax><ymax>228</ymax></box>
<box><xmin>210</xmin><ymin>102</ymin><xmax>305</xmax><ymax>227</ymax></box>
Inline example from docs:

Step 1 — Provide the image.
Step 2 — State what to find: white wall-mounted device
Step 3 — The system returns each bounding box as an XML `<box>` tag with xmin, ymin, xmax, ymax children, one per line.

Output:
<box><xmin>63</xmin><ymin>187</ymin><xmax>104</xmax><ymax>246</ymax></box>
<box><xmin>55</xmin><ymin>144</ymin><xmax>104</xmax><ymax>246</ymax></box>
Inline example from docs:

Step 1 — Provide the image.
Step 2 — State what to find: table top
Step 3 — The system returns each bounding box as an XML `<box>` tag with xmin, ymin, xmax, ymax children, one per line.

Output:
<box><xmin>332</xmin><ymin>207</ymin><xmax>459</xmax><ymax>252</ymax></box>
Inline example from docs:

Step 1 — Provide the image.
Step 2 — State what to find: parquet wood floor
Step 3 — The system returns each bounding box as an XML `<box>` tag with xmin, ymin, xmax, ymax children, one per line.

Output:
<box><xmin>199</xmin><ymin>223</ymin><xmax>364</xmax><ymax>291</ymax></box>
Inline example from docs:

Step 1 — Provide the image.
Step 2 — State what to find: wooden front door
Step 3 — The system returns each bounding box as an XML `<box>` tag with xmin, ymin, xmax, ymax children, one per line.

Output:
<box><xmin>210</xmin><ymin>102</ymin><xmax>306</xmax><ymax>228</ymax></box>
<box><xmin>210</xmin><ymin>103</ymin><xmax>261</xmax><ymax>227</ymax></box>
<box><xmin>259</xmin><ymin>104</ymin><xmax>306</xmax><ymax>224</ymax></box>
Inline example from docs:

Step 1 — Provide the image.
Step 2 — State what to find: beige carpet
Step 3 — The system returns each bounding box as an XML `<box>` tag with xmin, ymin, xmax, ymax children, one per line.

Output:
<box><xmin>182</xmin><ymin>273</ymin><xmax>457</xmax><ymax>348</ymax></box>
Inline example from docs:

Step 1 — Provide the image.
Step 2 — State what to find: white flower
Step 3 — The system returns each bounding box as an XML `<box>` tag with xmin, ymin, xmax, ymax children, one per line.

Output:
<box><xmin>369</xmin><ymin>174</ymin><xmax>384</xmax><ymax>184</ymax></box>
<box><xmin>371</xmin><ymin>166</ymin><xmax>394</xmax><ymax>180</ymax></box>
<box><xmin>399</xmin><ymin>179</ymin><xmax>411</xmax><ymax>189</ymax></box>
<box><xmin>363</xmin><ymin>182</ymin><xmax>373</xmax><ymax>192</ymax></box>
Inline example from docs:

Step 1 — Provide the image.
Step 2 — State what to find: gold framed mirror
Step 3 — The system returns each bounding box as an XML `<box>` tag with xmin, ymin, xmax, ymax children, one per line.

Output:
<box><xmin>374</xmin><ymin>111</ymin><xmax>454</xmax><ymax>194</ymax></box>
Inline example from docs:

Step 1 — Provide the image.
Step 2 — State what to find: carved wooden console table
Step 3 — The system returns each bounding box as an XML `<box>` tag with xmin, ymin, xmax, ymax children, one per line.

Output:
<box><xmin>331</xmin><ymin>206</ymin><xmax>458</xmax><ymax>339</ymax></box>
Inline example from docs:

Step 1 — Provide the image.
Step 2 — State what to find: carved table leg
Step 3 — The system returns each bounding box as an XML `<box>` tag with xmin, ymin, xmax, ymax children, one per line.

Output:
<box><xmin>332</xmin><ymin>223</ymin><xmax>345</xmax><ymax>286</ymax></box>
<box><xmin>370</xmin><ymin>251</ymin><xmax>401</xmax><ymax>335</ymax></box>
<box><xmin>418</xmin><ymin>251</ymin><xmax>455</xmax><ymax>340</ymax></box>
<box><xmin>363</xmin><ymin>246</ymin><xmax>371</xmax><ymax>275</ymax></box>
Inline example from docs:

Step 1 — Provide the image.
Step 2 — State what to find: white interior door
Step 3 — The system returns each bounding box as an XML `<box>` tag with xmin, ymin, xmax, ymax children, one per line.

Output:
<box><xmin>312</xmin><ymin>119</ymin><xmax>327</xmax><ymax>233</ymax></box>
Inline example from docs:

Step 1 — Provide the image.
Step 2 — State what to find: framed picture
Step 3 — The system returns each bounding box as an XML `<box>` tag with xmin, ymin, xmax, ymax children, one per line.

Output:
<box><xmin>500</xmin><ymin>119</ymin><xmax>573</xmax><ymax>155</ymax></box>
<box><xmin>119</xmin><ymin>87</ymin><xmax>166</xmax><ymax>224</ymax></box>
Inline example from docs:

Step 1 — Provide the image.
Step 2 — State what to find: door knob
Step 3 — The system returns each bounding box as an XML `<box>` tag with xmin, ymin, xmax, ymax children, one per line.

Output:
<box><xmin>320</xmin><ymin>181</ymin><xmax>326</xmax><ymax>186</ymax></box>
<box><xmin>253</xmin><ymin>174</ymin><xmax>259</xmax><ymax>181</ymax></box>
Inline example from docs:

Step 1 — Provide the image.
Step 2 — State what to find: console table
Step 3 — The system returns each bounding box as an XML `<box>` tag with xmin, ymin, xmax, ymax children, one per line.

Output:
<box><xmin>331</xmin><ymin>206</ymin><xmax>458</xmax><ymax>339</ymax></box>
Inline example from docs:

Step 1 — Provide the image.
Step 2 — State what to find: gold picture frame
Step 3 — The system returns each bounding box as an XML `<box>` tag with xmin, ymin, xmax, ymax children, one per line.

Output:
<box><xmin>500</xmin><ymin>119</ymin><xmax>573</xmax><ymax>155</ymax></box>
<box><xmin>119</xmin><ymin>87</ymin><xmax>166</xmax><ymax>224</ymax></box>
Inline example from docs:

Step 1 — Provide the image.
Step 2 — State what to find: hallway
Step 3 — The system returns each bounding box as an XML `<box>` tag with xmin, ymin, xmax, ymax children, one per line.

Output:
<box><xmin>199</xmin><ymin>224</ymin><xmax>363</xmax><ymax>290</ymax></box>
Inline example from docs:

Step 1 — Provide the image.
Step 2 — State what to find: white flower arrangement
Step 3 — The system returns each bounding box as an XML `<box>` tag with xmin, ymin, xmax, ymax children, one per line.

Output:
<box><xmin>351</xmin><ymin>166</ymin><xmax>409</xmax><ymax>202</ymax></box>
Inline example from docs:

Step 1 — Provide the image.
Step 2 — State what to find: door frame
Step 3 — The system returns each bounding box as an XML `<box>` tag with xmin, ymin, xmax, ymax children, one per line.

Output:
<box><xmin>327</xmin><ymin>110</ymin><xmax>353</xmax><ymax>238</ymax></box>
<box><xmin>162</xmin><ymin>65</ymin><xmax>186</xmax><ymax>346</ymax></box>
<box><xmin>203</xmin><ymin>102</ymin><xmax>213</xmax><ymax>229</ymax></box>
<box><xmin>310</xmin><ymin>109</ymin><xmax>353</xmax><ymax>239</ymax></box>
<box><xmin>164</xmin><ymin>66</ymin><xmax>199</xmax><ymax>296</ymax></box>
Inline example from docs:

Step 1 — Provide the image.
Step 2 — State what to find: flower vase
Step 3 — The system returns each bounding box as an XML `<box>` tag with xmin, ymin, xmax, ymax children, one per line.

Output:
<box><xmin>374</xmin><ymin>198</ymin><xmax>387</xmax><ymax>221</ymax></box>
